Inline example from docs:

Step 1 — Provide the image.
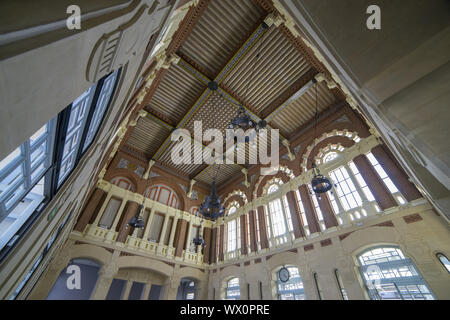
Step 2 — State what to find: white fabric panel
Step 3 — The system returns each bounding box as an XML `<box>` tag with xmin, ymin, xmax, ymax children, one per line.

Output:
<box><xmin>158</xmin><ymin>188</ymin><xmax>170</xmax><ymax>205</ymax></box>
<box><xmin>148</xmin><ymin>213</ymin><xmax>164</xmax><ymax>242</ymax></box>
<box><xmin>99</xmin><ymin>198</ymin><xmax>121</xmax><ymax>229</ymax></box>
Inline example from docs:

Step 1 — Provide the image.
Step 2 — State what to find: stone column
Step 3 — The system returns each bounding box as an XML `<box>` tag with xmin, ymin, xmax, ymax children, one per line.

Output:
<box><xmin>74</xmin><ymin>188</ymin><xmax>106</xmax><ymax>232</ymax></box>
<box><xmin>158</xmin><ymin>214</ymin><xmax>170</xmax><ymax>245</ymax></box>
<box><xmin>285</xmin><ymin>191</ymin><xmax>305</xmax><ymax>238</ymax></box>
<box><xmin>121</xmin><ymin>280</ymin><xmax>133</xmax><ymax>300</ymax></box>
<box><xmin>161</xmin><ymin>278</ymin><xmax>179</xmax><ymax>300</ymax></box>
<box><xmin>91</xmin><ymin>267</ymin><xmax>116</xmax><ymax>300</ymax></box>
<box><xmin>353</xmin><ymin>154</ymin><xmax>397</xmax><ymax>210</ymax></box>
<box><xmin>142</xmin><ymin>283</ymin><xmax>152</xmax><ymax>300</ymax></box>
<box><xmin>109</xmin><ymin>198</ymin><xmax>128</xmax><ymax>232</ymax></box>
<box><xmin>116</xmin><ymin>201</ymin><xmax>140</xmax><ymax>243</ymax></box>
<box><xmin>141</xmin><ymin>208</ymin><xmax>155</xmax><ymax>240</ymax></box>
<box><xmin>184</xmin><ymin>221</ymin><xmax>193</xmax><ymax>251</ymax></box>
<box><xmin>168</xmin><ymin>216</ymin><xmax>179</xmax><ymax>248</ymax></box>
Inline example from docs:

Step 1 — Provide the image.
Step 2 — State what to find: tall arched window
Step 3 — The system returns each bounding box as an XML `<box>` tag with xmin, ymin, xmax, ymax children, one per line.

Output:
<box><xmin>436</xmin><ymin>253</ymin><xmax>450</xmax><ymax>273</ymax></box>
<box><xmin>225</xmin><ymin>203</ymin><xmax>240</xmax><ymax>259</ymax></box>
<box><xmin>264</xmin><ymin>180</ymin><xmax>292</xmax><ymax>246</ymax></box>
<box><xmin>326</xmin><ymin>159</ymin><xmax>378</xmax><ymax>223</ymax></box>
<box><xmin>225</xmin><ymin>277</ymin><xmax>240</xmax><ymax>300</ymax></box>
<box><xmin>277</xmin><ymin>266</ymin><xmax>305</xmax><ymax>300</ymax></box>
<box><xmin>357</xmin><ymin>246</ymin><xmax>434</xmax><ymax>300</ymax></box>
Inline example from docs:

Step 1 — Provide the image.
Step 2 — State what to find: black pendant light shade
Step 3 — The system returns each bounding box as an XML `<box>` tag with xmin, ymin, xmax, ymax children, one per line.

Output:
<box><xmin>127</xmin><ymin>204</ymin><xmax>145</xmax><ymax>230</ymax></box>
<box><xmin>199</xmin><ymin>179</ymin><xmax>225</xmax><ymax>221</ymax></box>
<box><xmin>311</xmin><ymin>163</ymin><xmax>332</xmax><ymax>194</ymax></box>
<box><xmin>192</xmin><ymin>235</ymin><xmax>206</xmax><ymax>247</ymax></box>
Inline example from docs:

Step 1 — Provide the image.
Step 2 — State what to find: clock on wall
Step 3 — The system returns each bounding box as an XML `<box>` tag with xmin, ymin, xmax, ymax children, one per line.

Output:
<box><xmin>278</xmin><ymin>266</ymin><xmax>290</xmax><ymax>283</ymax></box>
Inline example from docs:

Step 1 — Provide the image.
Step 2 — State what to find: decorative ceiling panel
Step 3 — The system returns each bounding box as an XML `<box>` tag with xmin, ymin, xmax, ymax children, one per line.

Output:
<box><xmin>220</xmin><ymin>26</ymin><xmax>312</xmax><ymax>115</ymax></box>
<box><xmin>270</xmin><ymin>81</ymin><xmax>338</xmax><ymax>134</ymax></box>
<box><xmin>184</xmin><ymin>92</ymin><xmax>238</xmax><ymax>142</ymax></box>
<box><xmin>126</xmin><ymin>116</ymin><xmax>171</xmax><ymax>157</ymax></box>
<box><xmin>195</xmin><ymin>164</ymin><xmax>243</xmax><ymax>186</ymax></box>
<box><xmin>146</xmin><ymin>63</ymin><xmax>206</xmax><ymax>124</ymax></box>
<box><xmin>157</xmin><ymin>137</ymin><xmax>205</xmax><ymax>176</ymax></box>
<box><xmin>178</xmin><ymin>0</ymin><xmax>265</xmax><ymax>78</ymax></box>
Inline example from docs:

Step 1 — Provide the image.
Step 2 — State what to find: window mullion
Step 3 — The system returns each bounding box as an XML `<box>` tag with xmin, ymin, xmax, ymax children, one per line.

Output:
<box><xmin>279</xmin><ymin>197</ymin><xmax>291</xmax><ymax>239</ymax></box>
<box><xmin>23</xmin><ymin>141</ymin><xmax>31</xmax><ymax>189</ymax></box>
<box><xmin>344</xmin><ymin>164</ymin><xmax>367</xmax><ymax>204</ymax></box>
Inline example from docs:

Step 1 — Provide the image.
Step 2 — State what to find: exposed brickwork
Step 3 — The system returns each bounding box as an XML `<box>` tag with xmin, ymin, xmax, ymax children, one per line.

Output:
<box><xmin>403</xmin><ymin>213</ymin><xmax>423</xmax><ymax>224</ymax></box>
<box><xmin>375</xmin><ymin>220</ymin><xmax>394</xmax><ymax>227</ymax></box>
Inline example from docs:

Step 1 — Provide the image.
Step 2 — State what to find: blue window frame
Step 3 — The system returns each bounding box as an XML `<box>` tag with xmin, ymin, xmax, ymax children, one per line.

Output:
<box><xmin>0</xmin><ymin>69</ymin><xmax>120</xmax><ymax>263</ymax></box>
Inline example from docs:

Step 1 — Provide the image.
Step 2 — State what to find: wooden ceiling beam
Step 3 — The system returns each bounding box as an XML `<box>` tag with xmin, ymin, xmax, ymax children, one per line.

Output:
<box><xmin>261</xmin><ymin>68</ymin><xmax>318</xmax><ymax>121</ymax></box>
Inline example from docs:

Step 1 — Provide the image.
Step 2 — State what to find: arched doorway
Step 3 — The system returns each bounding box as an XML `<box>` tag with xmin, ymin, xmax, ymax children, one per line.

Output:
<box><xmin>47</xmin><ymin>258</ymin><xmax>101</xmax><ymax>300</ymax></box>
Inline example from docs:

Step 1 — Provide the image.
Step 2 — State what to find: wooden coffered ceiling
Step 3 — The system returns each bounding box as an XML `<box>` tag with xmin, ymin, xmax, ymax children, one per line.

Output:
<box><xmin>123</xmin><ymin>0</ymin><xmax>344</xmax><ymax>188</ymax></box>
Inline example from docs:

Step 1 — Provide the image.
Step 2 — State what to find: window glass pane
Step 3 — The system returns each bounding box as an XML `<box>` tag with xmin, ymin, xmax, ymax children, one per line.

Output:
<box><xmin>83</xmin><ymin>70</ymin><xmax>119</xmax><ymax>152</ymax></box>
<box><xmin>226</xmin><ymin>277</ymin><xmax>240</xmax><ymax>300</ymax></box>
<box><xmin>227</xmin><ymin>219</ymin><xmax>236</xmax><ymax>252</ymax></box>
<box><xmin>0</xmin><ymin>147</ymin><xmax>21</xmax><ymax>172</ymax></box>
<box><xmin>366</xmin><ymin>153</ymin><xmax>399</xmax><ymax>194</ymax></box>
<box><xmin>358</xmin><ymin>246</ymin><xmax>435</xmax><ymax>300</ymax></box>
<box><xmin>58</xmin><ymin>86</ymin><xmax>96</xmax><ymax>186</ymax></box>
<box><xmin>30</xmin><ymin>124</ymin><xmax>47</xmax><ymax>145</ymax></box>
<box><xmin>437</xmin><ymin>253</ymin><xmax>450</xmax><ymax>273</ymax></box>
<box><xmin>277</xmin><ymin>267</ymin><xmax>306</xmax><ymax>300</ymax></box>
<box><xmin>295</xmin><ymin>190</ymin><xmax>307</xmax><ymax>227</ymax></box>
<box><xmin>268</xmin><ymin>198</ymin><xmax>286</xmax><ymax>236</ymax></box>
<box><xmin>0</xmin><ymin>176</ymin><xmax>45</xmax><ymax>251</ymax></box>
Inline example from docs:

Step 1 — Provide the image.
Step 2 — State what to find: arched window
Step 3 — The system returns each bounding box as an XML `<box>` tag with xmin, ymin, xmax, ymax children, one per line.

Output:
<box><xmin>277</xmin><ymin>266</ymin><xmax>305</xmax><ymax>300</ymax></box>
<box><xmin>177</xmin><ymin>279</ymin><xmax>196</xmax><ymax>300</ymax></box>
<box><xmin>47</xmin><ymin>259</ymin><xmax>101</xmax><ymax>300</ymax></box>
<box><xmin>144</xmin><ymin>184</ymin><xmax>180</xmax><ymax>209</ymax></box>
<box><xmin>110</xmin><ymin>176</ymin><xmax>135</xmax><ymax>192</ymax></box>
<box><xmin>436</xmin><ymin>253</ymin><xmax>450</xmax><ymax>273</ymax></box>
<box><xmin>263</xmin><ymin>180</ymin><xmax>292</xmax><ymax>245</ymax></box>
<box><xmin>326</xmin><ymin>160</ymin><xmax>377</xmax><ymax>223</ymax></box>
<box><xmin>225</xmin><ymin>277</ymin><xmax>240</xmax><ymax>300</ymax></box>
<box><xmin>357</xmin><ymin>246</ymin><xmax>434</xmax><ymax>300</ymax></box>
<box><xmin>225</xmin><ymin>203</ymin><xmax>240</xmax><ymax>258</ymax></box>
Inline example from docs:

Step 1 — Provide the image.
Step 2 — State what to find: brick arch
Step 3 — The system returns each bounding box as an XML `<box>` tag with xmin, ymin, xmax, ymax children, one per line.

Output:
<box><xmin>105</xmin><ymin>169</ymin><xmax>140</xmax><ymax>192</ymax></box>
<box><xmin>300</xmin><ymin>130</ymin><xmax>361</xmax><ymax>172</ymax></box>
<box><xmin>305</xmin><ymin>136</ymin><xmax>356</xmax><ymax>170</ymax></box>
<box><xmin>254</xmin><ymin>170</ymin><xmax>291</xmax><ymax>199</ymax></box>
<box><xmin>223</xmin><ymin>194</ymin><xmax>245</xmax><ymax>209</ymax></box>
<box><xmin>143</xmin><ymin>176</ymin><xmax>186</xmax><ymax>211</ymax></box>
